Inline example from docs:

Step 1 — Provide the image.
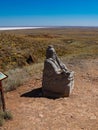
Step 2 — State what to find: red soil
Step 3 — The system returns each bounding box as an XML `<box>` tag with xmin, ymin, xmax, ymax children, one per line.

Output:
<box><xmin>1</xmin><ymin>58</ymin><xmax>98</xmax><ymax>130</ymax></box>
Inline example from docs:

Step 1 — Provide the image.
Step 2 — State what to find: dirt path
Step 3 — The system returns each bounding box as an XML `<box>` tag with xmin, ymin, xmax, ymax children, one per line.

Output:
<box><xmin>1</xmin><ymin>59</ymin><xmax>98</xmax><ymax>130</ymax></box>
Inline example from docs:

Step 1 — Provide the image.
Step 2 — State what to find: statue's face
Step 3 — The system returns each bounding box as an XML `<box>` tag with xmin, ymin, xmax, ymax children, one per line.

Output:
<box><xmin>52</xmin><ymin>50</ymin><xmax>56</xmax><ymax>60</ymax></box>
<box><xmin>46</xmin><ymin>47</ymin><xmax>56</xmax><ymax>59</ymax></box>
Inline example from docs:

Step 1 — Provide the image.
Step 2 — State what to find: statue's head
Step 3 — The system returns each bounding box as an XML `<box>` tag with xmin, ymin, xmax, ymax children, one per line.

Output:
<box><xmin>46</xmin><ymin>45</ymin><xmax>56</xmax><ymax>59</ymax></box>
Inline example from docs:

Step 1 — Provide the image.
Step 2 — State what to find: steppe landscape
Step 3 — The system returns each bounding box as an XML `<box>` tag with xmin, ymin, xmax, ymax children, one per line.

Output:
<box><xmin>0</xmin><ymin>27</ymin><xmax>98</xmax><ymax>130</ymax></box>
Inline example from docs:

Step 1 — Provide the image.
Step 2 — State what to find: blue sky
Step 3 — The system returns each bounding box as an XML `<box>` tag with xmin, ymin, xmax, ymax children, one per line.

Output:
<box><xmin>0</xmin><ymin>0</ymin><xmax>98</xmax><ymax>26</ymax></box>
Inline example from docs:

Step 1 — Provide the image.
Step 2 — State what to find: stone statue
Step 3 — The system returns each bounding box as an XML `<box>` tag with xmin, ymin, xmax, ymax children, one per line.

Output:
<box><xmin>42</xmin><ymin>45</ymin><xmax>74</xmax><ymax>98</ymax></box>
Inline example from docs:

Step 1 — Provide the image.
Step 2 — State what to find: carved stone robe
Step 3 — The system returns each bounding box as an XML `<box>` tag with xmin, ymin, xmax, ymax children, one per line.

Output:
<box><xmin>42</xmin><ymin>58</ymin><xmax>74</xmax><ymax>98</ymax></box>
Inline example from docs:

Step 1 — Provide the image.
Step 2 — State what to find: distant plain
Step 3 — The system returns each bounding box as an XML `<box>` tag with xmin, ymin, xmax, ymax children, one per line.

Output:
<box><xmin>0</xmin><ymin>27</ymin><xmax>98</xmax><ymax>71</ymax></box>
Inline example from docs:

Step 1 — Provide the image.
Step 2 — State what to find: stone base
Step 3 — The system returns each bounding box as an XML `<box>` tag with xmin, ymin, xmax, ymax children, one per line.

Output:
<box><xmin>42</xmin><ymin>80</ymin><xmax>74</xmax><ymax>98</ymax></box>
<box><xmin>42</xmin><ymin>90</ymin><xmax>65</xmax><ymax>98</ymax></box>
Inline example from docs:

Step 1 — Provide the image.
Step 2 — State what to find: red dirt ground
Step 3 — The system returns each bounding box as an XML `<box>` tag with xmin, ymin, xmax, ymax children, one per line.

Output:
<box><xmin>1</xmin><ymin>58</ymin><xmax>98</xmax><ymax>130</ymax></box>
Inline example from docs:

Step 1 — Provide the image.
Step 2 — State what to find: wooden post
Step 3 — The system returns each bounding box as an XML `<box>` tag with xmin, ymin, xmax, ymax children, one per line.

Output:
<box><xmin>0</xmin><ymin>81</ymin><xmax>6</xmax><ymax>111</ymax></box>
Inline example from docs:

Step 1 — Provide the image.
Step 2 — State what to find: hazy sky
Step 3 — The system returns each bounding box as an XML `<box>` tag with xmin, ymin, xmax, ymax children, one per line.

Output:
<box><xmin>0</xmin><ymin>0</ymin><xmax>98</xmax><ymax>26</ymax></box>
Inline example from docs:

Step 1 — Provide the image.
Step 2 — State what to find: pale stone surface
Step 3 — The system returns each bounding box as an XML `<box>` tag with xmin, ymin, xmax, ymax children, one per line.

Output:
<box><xmin>42</xmin><ymin>45</ymin><xmax>74</xmax><ymax>98</ymax></box>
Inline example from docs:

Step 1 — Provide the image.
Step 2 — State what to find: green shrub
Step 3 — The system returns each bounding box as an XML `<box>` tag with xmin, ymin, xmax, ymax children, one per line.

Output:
<box><xmin>0</xmin><ymin>110</ymin><xmax>12</xmax><ymax>126</ymax></box>
<box><xmin>0</xmin><ymin>111</ymin><xmax>5</xmax><ymax>126</ymax></box>
<box><xmin>3</xmin><ymin>110</ymin><xmax>13</xmax><ymax>120</ymax></box>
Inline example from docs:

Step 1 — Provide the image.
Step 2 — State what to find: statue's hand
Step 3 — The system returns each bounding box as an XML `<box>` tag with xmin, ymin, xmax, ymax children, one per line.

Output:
<box><xmin>61</xmin><ymin>70</ymin><xmax>70</xmax><ymax>77</ymax></box>
<box><xmin>61</xmin><ymin>70</ymin><xmax>74</xmax><ymax>78</ymax></box>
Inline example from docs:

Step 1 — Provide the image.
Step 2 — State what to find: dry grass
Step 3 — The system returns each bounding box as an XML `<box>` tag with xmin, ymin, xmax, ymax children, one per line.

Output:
<box><xmin>0</xmin><ymin>110</ymin><xmax>12</xmax><ymax>126</ymax></box>
<box><xmin>3</xmin><ymin>63</ymin><xmax>43</xmax><ymax>92</ymax></box>
<box><xmin>0</xmin><ymin>27</ymin><xmax>98</xmax><ymax>71</ymax></box>
<box><xmin>0</xmin><ymin>111</ymin><xmax>4</xmax><ymax>126</ymax></box>
<box><xmin>0</xmin><ymin>27</ymin><xmax>98</xmax><ymax>92</ymax></box>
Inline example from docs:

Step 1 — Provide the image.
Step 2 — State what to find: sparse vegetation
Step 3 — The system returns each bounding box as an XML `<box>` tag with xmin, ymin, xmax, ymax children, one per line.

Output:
<box><xmin>0</xmin><ymin>27</ymin><xmax>98</xmax><ymax>91</ymax></box>
<box><xmin>0</xmin><ymin>110</ymin><xmax>4</xmax><ymax>126</ymax></box>
<box><xmin>0</xmin><ymin>110</ymin><xmax>12</xmax><ymax>126</ymax></box>
<box><xmin>3</xmin><ymin>110</ymin><xmax>13</xmax><ymax>120</ymax></box>
<box><xmin>0</xmin><ymin>27</ymin><xmax>98</xmax><ymax>71</ymax></box>
<box><xmin>3</xmin><ymin>63</ymin><xmax>43</xmax><ymax>92</ymax></box>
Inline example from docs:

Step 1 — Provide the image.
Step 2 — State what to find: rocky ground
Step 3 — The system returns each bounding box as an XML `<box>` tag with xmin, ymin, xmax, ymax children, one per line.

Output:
<box><xmin>0</xmin><ymin>58</ymin><xmax>98</xmax><ymax>130</ymax></box>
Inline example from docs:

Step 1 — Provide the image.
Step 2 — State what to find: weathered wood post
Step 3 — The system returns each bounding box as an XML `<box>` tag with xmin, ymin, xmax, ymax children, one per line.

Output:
<box><xmin>0</xmin><ymin>72</ymin><xmax>8</xmax><ymax>112</ymax></box>
<box><xmin>0</xmin><ymin>81</ymin><xmax>6</xmax><ymax>111</ymax></box>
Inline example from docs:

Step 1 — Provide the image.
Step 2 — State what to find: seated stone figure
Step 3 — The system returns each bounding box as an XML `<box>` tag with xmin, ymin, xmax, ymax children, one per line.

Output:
<box><xmin>42</xmin><ymin>45</ymin><xmax>74</xmax><ymax>98</ymax></box>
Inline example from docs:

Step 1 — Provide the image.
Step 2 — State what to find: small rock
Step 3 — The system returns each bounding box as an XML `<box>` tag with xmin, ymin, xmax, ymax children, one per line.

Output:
<box><xmin>90</xmin><ymin>115</ymin><xmax>97</xmax><ymax>120</ymax></box>
<box><xmin>39</xmin><ymin>113</ymin><xmax>44</xmax><ymax>118</ymax></box>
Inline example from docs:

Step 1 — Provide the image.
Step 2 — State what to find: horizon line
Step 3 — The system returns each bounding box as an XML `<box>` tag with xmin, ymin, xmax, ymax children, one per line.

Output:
<box><xmin>0</xmin><ymin>25</ymin><xmax>98</xmax><ymax>31</ymax></box>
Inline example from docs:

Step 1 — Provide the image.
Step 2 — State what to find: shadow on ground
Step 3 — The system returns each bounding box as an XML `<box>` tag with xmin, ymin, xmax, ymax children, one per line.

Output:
<box><xmin>20</xmin><ymin>88</ymin><xmax>61</xmax><ymax>99</ymax></box>
<box><xmin>20</xmin><ymin>88</ymin><xmax>69</xmax><ymax>99</ymax></box>
<box><xmin>21</xmin><ymin>88</ymin><xmax>43</xmax><ymax>98</ymax></box>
